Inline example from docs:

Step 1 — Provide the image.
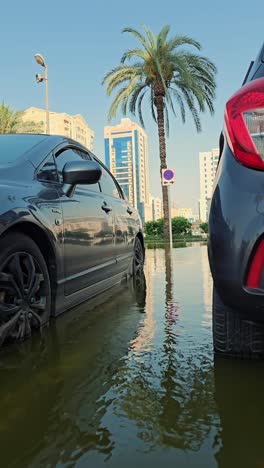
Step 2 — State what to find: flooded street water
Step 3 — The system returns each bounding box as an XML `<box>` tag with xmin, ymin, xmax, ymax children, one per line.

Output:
<box><xmin>1</xmin><ymin>244</ymin><xmax>264</xmax><ymax>468</ymax></box>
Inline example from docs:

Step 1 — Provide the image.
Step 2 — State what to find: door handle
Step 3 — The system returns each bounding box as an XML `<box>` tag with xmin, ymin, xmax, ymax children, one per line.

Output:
<box><xmin>101</xmin><ymin>202</ymin><xmax>112</xmax><ymax>213</ymax></box>
<box><xmin>127</xmin><ymin>207</ymin><xmax>133</xmax><ymax>215</ymax></box>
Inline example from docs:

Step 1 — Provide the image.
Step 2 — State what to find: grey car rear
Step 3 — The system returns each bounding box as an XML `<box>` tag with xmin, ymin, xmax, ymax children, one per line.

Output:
<box><xmin>208</xmin><ymin>42</ymin><xmax>264</xmax><ymax>357</ymax></box>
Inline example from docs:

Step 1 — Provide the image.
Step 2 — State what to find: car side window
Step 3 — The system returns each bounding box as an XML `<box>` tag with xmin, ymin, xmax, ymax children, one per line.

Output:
<box><xmin>99</xmin><ymin>164</ymin><xmax>122</xmax><ymax>199</ymax></box>
<box><xmin>37</xmin><ymin>153</ymin><xmax>59</xmax><ymax>182</ymax></box>
<box><xmin>55</xmin><ymin>148</ymin><xmax>100</xmax><ymax>192</ymax></box>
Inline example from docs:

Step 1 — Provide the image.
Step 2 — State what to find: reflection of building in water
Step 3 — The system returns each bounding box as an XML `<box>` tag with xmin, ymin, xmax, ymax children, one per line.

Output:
<box><xmin>66</xmin><ymin>218</ymin><xmax>109</xmax><ymax>241</ymax></box>
<box><xmin>200</xmin><ymin>246</ymin><xmax>213</xmax><ymax>324</ymax></box>
<box><xmin>149</xmin><ymin>248</ymin><xmax>166</xmax><ymax>274</ymax></box>
<box><xmin>145</xmin><ymin>251</ymin><xmax>154</xmax><ymax>313</ymax></box>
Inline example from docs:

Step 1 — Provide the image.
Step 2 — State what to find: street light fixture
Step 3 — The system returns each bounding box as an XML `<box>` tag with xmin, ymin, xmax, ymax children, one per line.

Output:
<box><xmin>34</xmin><ymin>53</ymin><xmax>50</xmax><ymax>134</ymax></box>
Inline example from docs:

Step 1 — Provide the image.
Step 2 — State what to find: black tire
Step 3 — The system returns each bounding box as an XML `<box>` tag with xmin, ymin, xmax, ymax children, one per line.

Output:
<box><xmin>213</xmin><ymin>285</ymin><xmax>264</xmax><ymax>358</ymax></box>
<box><xmin>0</xmin><ymin>232</ymin><xmax>51</xmax><ymax>346</ymax></box>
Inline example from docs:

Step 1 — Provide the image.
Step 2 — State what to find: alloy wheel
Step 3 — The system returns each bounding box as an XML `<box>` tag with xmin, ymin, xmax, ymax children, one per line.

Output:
<box><xmin>0</xmin><ymin>252</ymin><xmax>48</xmax><ymax>345</ymax></box>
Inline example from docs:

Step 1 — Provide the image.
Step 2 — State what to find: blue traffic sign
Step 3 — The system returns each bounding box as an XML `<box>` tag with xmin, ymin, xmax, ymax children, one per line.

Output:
<box><xmin>162</xmin><ymin>168</ymin><xmax>175</xmax><ymax>185</ymax></box>
<box><xmin>163</xmin><ymin>169</ymin><xmax>174</xmax><ymax>181</ymax></box>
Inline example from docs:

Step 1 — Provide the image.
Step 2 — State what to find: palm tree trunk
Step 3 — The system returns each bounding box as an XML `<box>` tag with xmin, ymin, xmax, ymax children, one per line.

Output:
<box><xmin>155</xmin><ymin>95</ymin><xmax>170</xmax><ymax>241</ymax></box>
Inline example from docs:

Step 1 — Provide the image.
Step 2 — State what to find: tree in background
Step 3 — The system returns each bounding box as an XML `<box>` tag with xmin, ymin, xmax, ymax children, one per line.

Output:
<box><xmin>145</xmin><ymin>219</ymin><xmax>164</xmax><ymax>237</ymax></box>
<box><xmin>103</xmin><ymin>25</ymin><xmax>216</xmax><ymax>241</ymax></box>
<box><xmin>145</xmin><ymin>217</ymin><xmax>192</xmax><ymax>238</ymax></box>
<box><xmin>172</xmin><ymin>217</ymin><xmax>191</xmax><ymax>237</ymax></box>
<box><xmin>200</xmin><ymin>222</ymin><xmax>208</xmax><ymax>234</ymax></box>
<box><xmin>0</xmin><ymin>103</ymin><xmax>42</xmax><ymax>134</ymax></box>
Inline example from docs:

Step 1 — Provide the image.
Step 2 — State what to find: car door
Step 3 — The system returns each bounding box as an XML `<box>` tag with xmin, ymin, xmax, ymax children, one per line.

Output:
<box><xmin>96</xmin><ymin>161</ymin><xmax>138</xmax><ymax>274</ymax></box>
<box><xmin>55</xmin><ymin>147</ymin><xmax>115</xmax><ymax>296</ymax></box>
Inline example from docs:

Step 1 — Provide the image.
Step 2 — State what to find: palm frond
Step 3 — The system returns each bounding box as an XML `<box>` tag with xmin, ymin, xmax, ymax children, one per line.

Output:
<box><xmin>136</xmin><ymin>89</ymin><xmax>148</xmax><ymax>128</ymax></box>
<box><xmin>122</xmin><ymin>27</ymin><xmax>152</xmax><ymax>53</ymax></box>
<box><xmin>167</xmin><ymin>87</ymin><xmax>186</xmax><ymax>123</ymax></box>
<box><xmin>149</xmin><ymin>91</ymin><xmax>157</xmax><ymax>123</ymax></box>
<box><xmin>128</xmin><ymin>83</ymin><xmax>147</xmax><ymax>115</ymax></box>
<box><xmin>143</xmin><ymin>24</ymin><xmax>157</xmax><ymax>50</ymax></box>
<box><xmin>179</xmin><ymin>87</ymin><xmax>202</xmax><ymax>131</ymax></box>
<box><xmin>167</xmin><ymin>35</ymin><xmax>201</xmax><ymax>52</ymax></box>
<box><xmin>108</xmin><ymin>84</ymin><xmax>133</xmax><ymax>120</ymax></box>
<box><xmin>157</xmin><ymin>24</ymin><xmax>171</xmax><ymax>46</ymax></box>
<box><xmin>121</xmin><ymin>48</ymin><xmax>147</xmax><ymax>63</ymax></box>
<box><xmin>103</xmin><ymin>65</ymin><xmax>143</xmax><ymax>95</ymax></box>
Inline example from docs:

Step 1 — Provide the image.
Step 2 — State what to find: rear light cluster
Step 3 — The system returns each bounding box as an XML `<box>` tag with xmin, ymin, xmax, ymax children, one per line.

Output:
<box><xmin>246</xmin><ymin>239</ymin><xmax>264</xmax><ymax>289</ymax></box>
<box><xmin>224</xmin><ymin>77</ymin><xmax>264</xmax><ymax>170</ymax></box>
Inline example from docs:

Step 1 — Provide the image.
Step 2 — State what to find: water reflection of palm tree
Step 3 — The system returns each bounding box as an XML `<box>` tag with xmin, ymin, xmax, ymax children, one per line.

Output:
<box><xmin>110</xmin><ymin>248</ymin><xmax>217</xmax><ymax>452</ymax></box>
<box><xmin>160</xmin><ymin>245</ymin><xmax>181</xmax><ymax>444</ymax></box>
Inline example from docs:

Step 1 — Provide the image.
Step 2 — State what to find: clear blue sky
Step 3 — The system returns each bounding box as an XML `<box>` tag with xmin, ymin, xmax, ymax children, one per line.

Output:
<box><xmin>1</xmin><ymin>0</ymin><xmax>263</xmax><ymax>212</ymax></box>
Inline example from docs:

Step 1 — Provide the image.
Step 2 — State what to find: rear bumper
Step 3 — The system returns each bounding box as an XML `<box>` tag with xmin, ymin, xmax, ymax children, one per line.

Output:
<box><xmin>208</xmin><ymin>144</ymin><xmax>264</xmax><ymax>320</ymax></box>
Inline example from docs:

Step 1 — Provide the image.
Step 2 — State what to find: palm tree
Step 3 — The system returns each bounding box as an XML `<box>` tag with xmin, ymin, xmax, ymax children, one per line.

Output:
<box><xmin>103</xmin><ymin>25</ymin><xmax>217</xmax><ymax>240</ymax></box>
<box><xmin>0</xmin><ymin>102</ymin><xmax>42</xmax><ymax>134</ymax></box>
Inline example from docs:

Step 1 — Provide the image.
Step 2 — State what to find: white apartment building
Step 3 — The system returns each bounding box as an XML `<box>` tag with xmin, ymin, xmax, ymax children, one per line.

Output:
<box><xmin>170</xmin><ymin>206</ymin><xmax>199</xmax><ymax>222</ymax></box>
<box><xmin>171</xmin><ymin>207</ymin><xmax>193</xmax><ymax>219</ymax></box>
<box><xmin>199</xmin><ymin>148</ymin><xmax>219</xmax><ymax>222</ymax></box>
<box><xmin>150</xmin><ymin>195</ymin><xmax>163</xmax><ymax>221</ymax></box>
<box><xmin>23</xmin><ymin>107</ymin><xmax>94</xmax><ymax>151</ymax></box>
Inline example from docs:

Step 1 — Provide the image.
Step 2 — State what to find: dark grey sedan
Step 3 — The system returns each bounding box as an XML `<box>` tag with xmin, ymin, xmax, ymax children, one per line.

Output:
<box><xmin>0</xmin><ymin>134</ymin><xmax>144</xmax><ymax>345</ymax></box>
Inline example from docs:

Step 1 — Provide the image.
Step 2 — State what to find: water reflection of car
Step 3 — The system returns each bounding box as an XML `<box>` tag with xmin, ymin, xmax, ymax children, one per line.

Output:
<box><xmin>214</xmin><ymin>357</ymin><xmax>264</xmax><ymax>467</ymax></box>
<box><xmin>0</xmin><ymin>272</ymin><xmax>146</xmax><ymax>467</ymax></box>
<box><xmin>0</xmin><ymin>134</ymin><xmax>145</xmax><ymax>346</ymax></box>
<box><xmin>208</xmin><ymin>42</ymin><xmax>264</xmax><ymax>357</ymax></box>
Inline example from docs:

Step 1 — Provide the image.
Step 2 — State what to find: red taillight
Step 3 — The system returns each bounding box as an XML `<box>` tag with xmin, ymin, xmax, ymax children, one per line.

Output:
<box><xmin>247</xmin><ymin>239</ymin><xmax>264</xmax><ymax>288</ymax></box>
<box><xmin>224</xmin><ymin>77</ymin><xmax>264</xmax><ymax>170</ymax></box>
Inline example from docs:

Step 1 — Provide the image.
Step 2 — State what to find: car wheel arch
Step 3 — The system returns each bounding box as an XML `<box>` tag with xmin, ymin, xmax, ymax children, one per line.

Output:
<box><xmin>136</xmin><ymin>231</ymin><xmax>144</xmax><ymax>249</ymax></box>
<box><xmin>0</xmin><ymin>222</ymin><xmax>58</xmax><ymax>310</ymax></box>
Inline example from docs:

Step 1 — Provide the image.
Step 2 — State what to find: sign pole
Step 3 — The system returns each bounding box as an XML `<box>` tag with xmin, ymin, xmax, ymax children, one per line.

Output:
<box><xmin>168</xmin><ymin>185</ymin><xmax>173</xmax><ymax>248</ymax></box>
<box><xmin>162</xmin><ymin>168</ymin><xmax>175</xmax><ymax>249</ymax></box>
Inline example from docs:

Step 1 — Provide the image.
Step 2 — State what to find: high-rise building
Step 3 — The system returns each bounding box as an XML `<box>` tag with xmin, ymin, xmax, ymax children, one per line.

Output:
<box><xmin>150</xmin><ymin>195</ymin><xmax>163</xmax><ymax>221</ymax></box>
<box><xmin>104</xmin><ymin>118</ymin><xmax>151</xmax><ymax>223</ymax></box>
<box><xmin>199</xmin><ymin>148</ymin><xmax>219</xmax><ymax>222</ymax></box>
<box><xmin>22</xmin><ymin>107</ymin><xmax>94</xmax><ymax>151</ymax></box>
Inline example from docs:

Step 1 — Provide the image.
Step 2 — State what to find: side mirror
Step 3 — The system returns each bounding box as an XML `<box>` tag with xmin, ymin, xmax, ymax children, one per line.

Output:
<box><xmin>62</xmin><ymin>160</ymin><xmax>102</xmax><ymax>196</ymax></box>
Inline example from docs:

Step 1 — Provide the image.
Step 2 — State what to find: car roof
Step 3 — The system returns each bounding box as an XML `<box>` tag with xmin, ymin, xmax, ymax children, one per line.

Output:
<box><xmin>0</xmin><ymin>134</ymin><xmax>90</xmax><ymax>168</ymax></box>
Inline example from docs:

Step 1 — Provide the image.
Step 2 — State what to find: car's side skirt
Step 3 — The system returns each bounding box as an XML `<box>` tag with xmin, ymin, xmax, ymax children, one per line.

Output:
<box><xmin>53</xmin><ymin>270</ymin><xmax>127</xmax><ymax>317</ymax></box>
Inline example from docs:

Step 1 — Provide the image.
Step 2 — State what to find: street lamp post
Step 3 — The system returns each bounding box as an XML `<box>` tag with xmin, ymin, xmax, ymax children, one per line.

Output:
<box><xmin>35</xmin><ymin>53</ymin><xmax>50</xmax><ymax>134</ymax></box>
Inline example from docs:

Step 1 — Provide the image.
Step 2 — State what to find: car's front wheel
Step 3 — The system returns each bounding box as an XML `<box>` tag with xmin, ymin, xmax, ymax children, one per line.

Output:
<box><xmin>213</xmin><ymin>285</ymin><xmax>264</xmax><ymax>358</ymax></box>
<box><xmin>0</xmin><ymin>233</ymin><xmax>51</xmax><ymax>346</ymax></box>
<box><xmin>133</xmin><ymin>237</ymin><xmax>144</xmax><ymax>276</ymax></box>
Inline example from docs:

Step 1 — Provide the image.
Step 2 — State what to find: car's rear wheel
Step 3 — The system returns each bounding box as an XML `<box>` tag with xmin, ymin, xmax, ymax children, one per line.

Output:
<box><xmin>0</xmin><ymin>233</ymin><xmax>51</xmax><ymax>346</ymax></box>
<box><xmin>213</xmin><ymin>285</ymin><xmax>264</xmax><ymax>358</ymax></box>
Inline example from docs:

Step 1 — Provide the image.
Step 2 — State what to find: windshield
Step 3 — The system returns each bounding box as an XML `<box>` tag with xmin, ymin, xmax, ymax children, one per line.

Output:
<box><xmin>0</xmin><ymin>134</ymin><xmax>46</xmax><ymax>164</ymax></box>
